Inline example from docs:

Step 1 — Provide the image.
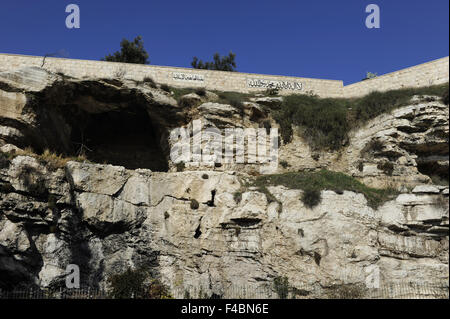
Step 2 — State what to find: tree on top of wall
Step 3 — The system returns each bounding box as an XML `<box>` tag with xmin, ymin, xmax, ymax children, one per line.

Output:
<box><xmin>191</xmin><ymin>52</ymin><xmax>237</xmax><ymax>71</ymax></box>
<box><xmin>102</xmin><ymin>36</ymin><xmax>150</xmax><ymax>64</ymax></box>
<box><xmin>362</xmin><ymin>72</ymin><xmax>378</xmax><ymax>81</ymax></box>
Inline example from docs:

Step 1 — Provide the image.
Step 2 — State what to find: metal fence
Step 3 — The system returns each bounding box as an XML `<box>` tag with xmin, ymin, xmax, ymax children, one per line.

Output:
<box><xmin>0</xmin><ymin>282</ymin><xmax>448</xmax><ymax>299</ymax></box>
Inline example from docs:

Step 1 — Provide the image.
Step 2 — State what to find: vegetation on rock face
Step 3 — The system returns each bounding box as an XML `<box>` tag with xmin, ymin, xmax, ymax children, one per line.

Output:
<box><xmin>216</xmin><ymin>91</ymin><xmax>249</xmax><ymax>115</ymax></box>
<box><xmin>233</xmin><ymin>191</ymin><xmax>242</xmax><ymax>204</ymax></box>
<box><xmin>102</xmin><ymin>36</ymin><xmax>150</xmax><ymax>64</ymax></box>
<box><xmin>325</xmin><ymin>283</ymin><xmax>367</xmax><ymax>299</ymax></box>
<box><xmin>362</xmin><ymin>71</ymin><xmax>378</xmax><ymax>81</ymax></box>
<box><xmin>108</xmin><ymin>268</ymin><xmax>172</xmax><ymax>299</ymax></box>
<box><xmin>301</xmin><ymin>188</ymin><xmax>322</xmax><ymax>208</ymax></box>
<box><xmin>191</xmin><ymin>52</ymin><xmax>237</xmax><ymax>71</ymax></box>
<box><xmin>273</xmin><ymin>276</ymin><xmax>290</xmax><ymax>299</ymax></box>
<box><xmin>0</xmin><ymin>148</ymin><xmax>87</xmax><ymax>171</ymax></box>
<box><xmin>272</xmin><ymin>83</ymin><xmax>449</xmax><ymax>150</ymax></box>
<box><xmin>248</xmin><ymin>169</ymin><xmax>398</xmax><ymax>209</ymax></box>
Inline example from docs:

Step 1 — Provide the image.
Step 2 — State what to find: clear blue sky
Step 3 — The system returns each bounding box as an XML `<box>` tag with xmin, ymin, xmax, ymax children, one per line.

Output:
<box><xmin>0</xmin><ymin>0</ymin><xmax>448</xmax><ymax>84</ymax></box>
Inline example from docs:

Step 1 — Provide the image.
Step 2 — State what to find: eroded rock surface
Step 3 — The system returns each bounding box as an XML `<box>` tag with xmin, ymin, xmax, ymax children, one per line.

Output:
<box><xmin>0</xmin><ymin>67</ymin><xmax>448</xmax><ymax>297</ymax></box>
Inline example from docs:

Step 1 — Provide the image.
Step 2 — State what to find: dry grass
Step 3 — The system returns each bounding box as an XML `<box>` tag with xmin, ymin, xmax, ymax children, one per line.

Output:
<box><xmin>1</xmin><ymin>147</ymin><xmax>88</xmax><ymax>171</ymax></box>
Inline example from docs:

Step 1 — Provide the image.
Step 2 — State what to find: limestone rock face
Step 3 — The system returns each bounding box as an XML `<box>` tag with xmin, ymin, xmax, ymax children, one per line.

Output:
<box><xmin>0</xmin><ymin>157</ymin><xmax>448</xmax><ymax>296</ymax></box>
<box><xmin>0</xmin><ymin>67</ymin><xmax>448</xmax><ymax>297</ymax></box>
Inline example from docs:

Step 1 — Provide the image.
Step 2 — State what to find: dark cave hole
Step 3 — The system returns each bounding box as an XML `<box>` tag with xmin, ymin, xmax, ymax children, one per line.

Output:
<box><xmin>194</xmin><ymin>224</ymin><xmax>202</xmax><ymax>239</ymax></box>
<box><xmin>417</xmin><ymin>160</ymin><xmax>449</xmax><ymax>185</ymax></box>
<box><xmin>70</xmin><ymin>105</ymin><xmax>169</xmax><ymax>171</ymax></box>
<box><xmin>206</xmin><ymin>189</ymin><xmax>216</xmax><ymax>207</ymax></box>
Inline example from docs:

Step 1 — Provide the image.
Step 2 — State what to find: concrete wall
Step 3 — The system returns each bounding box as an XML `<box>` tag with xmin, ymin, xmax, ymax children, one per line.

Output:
<box><xmin>0</xmin><ymin>53</ymin><xmax>448</xmax><ymax>99</ymax></box>
<box><xmin>343</xmin><ymin>56</ymin><xmax>449</xmax><ymax>98</ymax></box>
<box><xmin>0</xmin><ymin>53</ymin><xmax>343</xmax><ymax>98</ymax></box>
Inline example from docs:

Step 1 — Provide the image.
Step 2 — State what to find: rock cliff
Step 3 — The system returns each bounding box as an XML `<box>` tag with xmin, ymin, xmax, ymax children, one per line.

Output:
<box><xmin>0</xmin><ymin>67</ymin><xmax>448</xmax><ymax>297</ymax></box>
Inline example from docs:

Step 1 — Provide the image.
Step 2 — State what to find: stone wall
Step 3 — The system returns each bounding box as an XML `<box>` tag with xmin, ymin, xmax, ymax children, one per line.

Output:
<box><xmin>343</xmin><ymin>56</ymin><xmax>449</xmax><ymax>97</ymax></box>
<box><xmin>0</xmin><ymin>53</ymin><xmax>448</xmax><ymax>99</ymax></box>
<box><xmin>0</xmin><ymin>53</ymin><xmax>343</xmax><ymax>98</ymax></box>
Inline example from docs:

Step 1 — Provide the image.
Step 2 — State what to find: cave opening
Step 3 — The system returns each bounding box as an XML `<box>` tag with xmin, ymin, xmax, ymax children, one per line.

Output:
<box><xmin>69</xmin><ymin>104</ymin><xmax>169</xmax><ymax>171</ymax></box>
<box><xmin>417</xmin><ymin>159</ymin><xmax>449</xmax><ymax>185</ymax></box>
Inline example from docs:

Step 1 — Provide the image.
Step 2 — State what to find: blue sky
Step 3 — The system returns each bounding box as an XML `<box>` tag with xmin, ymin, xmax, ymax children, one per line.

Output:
<box><xmin>0</xmin><ymin>0</ymin><xmax>448</xmax><ymax>84</ymax></box>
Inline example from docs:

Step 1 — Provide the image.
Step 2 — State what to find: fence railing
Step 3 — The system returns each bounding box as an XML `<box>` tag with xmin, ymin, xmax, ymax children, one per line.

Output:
<box><xmin>0</xmin><ymin>282</ymin><xmax>448</xmax><ymax>299</ymax></box>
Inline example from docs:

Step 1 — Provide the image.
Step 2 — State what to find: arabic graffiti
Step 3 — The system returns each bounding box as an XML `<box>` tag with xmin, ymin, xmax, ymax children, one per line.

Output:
<box><xmin>247</xmin><ymin>78</ymin><xmax>303</xmax><ymax>91</ymax></box>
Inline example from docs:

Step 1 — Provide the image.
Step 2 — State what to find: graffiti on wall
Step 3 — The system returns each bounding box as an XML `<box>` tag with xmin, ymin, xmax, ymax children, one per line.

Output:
<box><xmin>173</xmin><ymin>72</ymin><xmax>205</xmax><ymax>82</ymax></box>
<box><xmin>247</xmin><ymin>78</ymin><xmax>303</xmax><ymax>91</ymax></box>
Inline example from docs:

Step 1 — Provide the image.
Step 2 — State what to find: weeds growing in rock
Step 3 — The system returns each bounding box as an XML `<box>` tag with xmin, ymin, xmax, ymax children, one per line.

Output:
<box><xmin>272</xmin><ymin>83</ymin><xmax>449</xmax><ymax>150</ymax></box>
<box><xmin>325</xmin><ymin>284</ymin><xmax>366</xmax><ymax>299</ymax></box>
<box><xmin>108</xmin><ymin>267</ymin><xmax>172</xmax><ymax>299</ymax></box>
<box><xmin>233</xmin><ymin>191</ymin><xmax>242</xmax><ymax>204</ymax></box>
<box><xmin>248</xmin><ymin>169</ymin><xmax>398</xmax><ymax>209</ymax></box>
<box><xmin>301</xmin><ymin>188</ymin><xmax>322</xmax><ymax>208</ymax></box>
<box><xmin>273</xmin><ymin>276</ymin><xmax>289</xmax><ymax>299</ymax></box>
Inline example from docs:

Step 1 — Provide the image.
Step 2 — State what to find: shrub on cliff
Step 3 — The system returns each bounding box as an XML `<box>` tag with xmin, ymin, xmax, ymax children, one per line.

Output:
<box><xmin>273</xmin><ymin>276</ymin><xmax>290</xmax><ymax>299</ymax></box>
<box><xmin>301</xmin><ymin>188</ymin><xmax>322</xmax><ymax>208</ymax></box>
<box><xmin>102</xmin><ymin>36</ymin><xmax>150</xmax><ymax>64</ymax></box>
<box><xmin>273</xmin><ymin>94</ymin><xmax>349</xmax><ymax>149</ymax></box>
<box><xmin>108</xmin><ymin>268</ymin><xmax>171</xmax><ymax>299</ymax></box>
<box><xmin>272</xmin><ymin>82</ymin><xmax>449</xmax><ymax>150</ymax></box>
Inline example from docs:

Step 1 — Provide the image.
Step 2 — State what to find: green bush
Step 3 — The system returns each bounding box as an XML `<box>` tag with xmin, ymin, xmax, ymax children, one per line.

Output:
<box><xmin>353</xmin><ymin>83</ymin><xmax>449</xmax><ymax>122</ymax></box>
<box><xmin>301</xmin><ymin>189</ymin><xmax>322</xmax><ymax>208</ymax></box>
<box><xmin>233</xmin><ymin>191</ymin><xmax>242</xmax><ymax>204</ymax></box>
<box><xmin>273</xmin><ymin>276</ymin><xmax>289</xmax><ymax>299</ymax></box>
<box><xmin>273</xmin><ymin>94</ymin><xmax>350</xmax><ymax>149</ymax></box>
<box><xmin>108</xmin><ymin>268</ymin><xmax>148</xmax><ymax>299</ymax></box>
<box><xmin>108</xmin><ymin>268</ymin><xmax>172</xmax><ymax>299</ymax></box>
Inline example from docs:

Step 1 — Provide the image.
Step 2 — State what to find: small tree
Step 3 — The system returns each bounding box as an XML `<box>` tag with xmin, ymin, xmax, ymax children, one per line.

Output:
<box><xmin>108</xmin><ymin>268</ymin><xmax>147</xmax><ymax>299</ymax></box>
<box><xmin>191</xmin><ymin>52</ymin><xmax>236</xmax><ymax>71</ymax></box>
<box><xmin>102</xmin><ymin>36</ymin><xmax>150</xmax><ymax>64</ymax></box>
<box><xmin>273</xmin><ymin>276</ymin><xmax>289</xmax><ymax>299</ymax></box>
<box><xmin>108</xmin><ymin>267</ymin><xmax>172</xmax><ymax>299</ymax></box>
<box><xmin>362</xmin><ymin>72</ymin><xmax>377</xmax><ymax>81</ymax></box>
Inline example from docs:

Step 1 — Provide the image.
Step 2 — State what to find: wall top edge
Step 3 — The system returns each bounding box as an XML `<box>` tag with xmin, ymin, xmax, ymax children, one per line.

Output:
<box><xmin>344</xmin><ymin>56</ymin><xmax>450</xmax><ymax>88</ymax></box>
<box><xmin>0</xmin><ymin>52</ymin><xmax>344</xmax><ymax>84</ymax></box>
